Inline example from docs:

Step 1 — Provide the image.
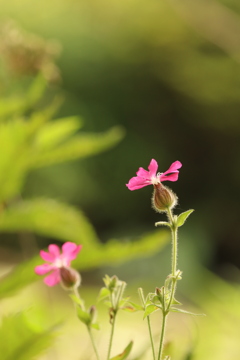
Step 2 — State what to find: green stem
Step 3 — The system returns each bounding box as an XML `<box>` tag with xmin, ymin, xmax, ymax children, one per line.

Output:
<box><xmin>147</xmin><ymin>316</ymin><xmax>156</xmax><ymax>360</ymax></box>
<box><xmin>157</xmin><ymin>313</ymin><xmax>167</xmax><ymax>360</ymax></box>
<box><xmin>167</xmin><ymin>208</ymin><xmax>178</xmax><ymax>277</ymax></box>
<box><xmin>107</xmin><ymin>312</ymin><xmax>117</xmax><ymax>360</ymax></box>
<box><xmin>138</xmin><ymin>288</ymin><xmax>156</xmax><ymax>360</ymax></box>
<box><xmin>73</xmin><ymin>288</ymin><xmax>101</xmax><ymax>360</ymax></box>
<box><xmin>157</xmin><ymin>208</ymin><xmax>179</xmax><ymax>360</ymax></box>
<box><xmin>88</xmin><ymin>326</ymin><xmax>101</xmax><ymax>360</ymax></box>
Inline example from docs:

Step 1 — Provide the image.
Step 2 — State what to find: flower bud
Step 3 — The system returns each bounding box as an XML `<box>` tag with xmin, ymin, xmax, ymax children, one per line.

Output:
<box><xmin>108</xmin><ymin>275</ymin><xmax>119</xmax><ymax>292</ymax></box>
<box><xmin>152</xmin><ymin>183</ymin><xmax>178</xmax><ymax>213</ymax></box>
<box><xmin>59</xmin><ymin>266</ymin><xmax>81</xmax><ymax>290</ymax></box>
<box><xmin>89</xmin><ymin>305</ymin><xmax>97</xmax><ymax>322</ymax></box>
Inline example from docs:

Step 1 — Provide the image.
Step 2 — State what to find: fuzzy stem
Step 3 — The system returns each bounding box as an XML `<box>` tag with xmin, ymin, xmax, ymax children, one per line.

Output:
<box><xmin>88</xmin><ymin>326</ymin><xmax>101</xmax><ymax>360</ymax></box>
<box><xmin>167</xmin><ymin>208</ymin><xmax>178</xmax><ymax>277</ymax></box>
<box><xmin>73</xmin><ymin>288</ymin><xmax>101</xmax><ymax>360</ymax></box>
<box><xmin>157</xmin><ymin>313</ymin><xmax>167</xmax><ymax>360</ymax></box>
<box><xmin>138</xmin><ymin>288</ymin><xmax>156</xmax><ymax>360</ymax></box>
<box><xmin>157</xmin><ymin>208</ymin><xmax>179</xmax><ymax>360</ymax></box>
<box><xmin>107</xmin><ymin>312</ymin><xmax>117</xmax><ymax>360</ymax></box>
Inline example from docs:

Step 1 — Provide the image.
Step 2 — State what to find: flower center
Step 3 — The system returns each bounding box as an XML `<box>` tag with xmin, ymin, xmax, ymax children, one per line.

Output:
<box><xmin>54</xmin><ymin>256</ymin><xmax>68</xmax><ymax>268</ymax></box>
<box><xmin>151</xmin><ymin>173</ymin><xmax>161</xmax><ymax>185</ymax></box>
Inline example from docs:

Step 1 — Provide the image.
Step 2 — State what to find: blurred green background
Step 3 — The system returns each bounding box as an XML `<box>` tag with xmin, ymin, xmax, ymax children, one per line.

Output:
<box><xmin>0</xmin><ymin>0</ymin><xmax>240</xmax><ymax>359</ymax></box>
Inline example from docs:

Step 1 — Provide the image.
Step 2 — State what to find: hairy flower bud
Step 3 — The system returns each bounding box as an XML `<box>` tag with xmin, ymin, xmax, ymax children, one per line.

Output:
<box><xmin>59</xmin><ymin>266</ymin><xmax>81</xmax><ymax>290</ymax></box>
<box><xmin>89</xmin><ymin>305</ymin><xmax>97</xmax><ymax>322</ymax></box>
<box><xmin>152</xmin><ymin>183</ymin><xmax>178</xmax><ymax>213</ymax></box>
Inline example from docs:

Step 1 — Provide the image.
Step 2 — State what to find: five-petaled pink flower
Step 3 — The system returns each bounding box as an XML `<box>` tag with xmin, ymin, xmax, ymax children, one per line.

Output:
<box><xmin>126</xmin><ymin>159</ymin><xmax>182</xmax><ymax>191</ymax></box>
<box><xmin>35</xmin><ymin>242</ymin><xmax>82</xmax><ymax>287</ymax></box>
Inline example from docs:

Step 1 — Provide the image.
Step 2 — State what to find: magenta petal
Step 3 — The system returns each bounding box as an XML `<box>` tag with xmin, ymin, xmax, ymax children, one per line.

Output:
<box><xmin>148</xmin><ymin>159</ymin><xmax>158</xmax><ymax>177</ymax></box>
<box><xmin>44</xmin><ymin>270</ymin><xmax>61</xmax><ymax>287</ymax></box>
<box><xmin>48</xmin><ymin>244</ymin><xmax>60</xmax><ymax>258</ymax></box>
<box><xmin>160</xmin><ymin>172</ymin><xmax>179</xmax><ymax>182</ymax></box>
<box><xmin>126</xmin><ymin>176</ymin><xmax>150</xmax><ymax>190</ymax></box>
<box><xmin>164</xmin><ymin>161</ymin><xmax>182</xmax><ymax>173</ymax></box>
<box><xmin>62</xmin><ymin>242</ymin><xmax>82</xmax><ymax>262</ymax></box>
<box><xmin>35</xmin><ymin>263</ymin><xmax>54</xmax><ymax>275</ymax></box>
<box><xmin>39</xmin><ymin>250</ymin><xmax>55</xmax><ymax>262</ymax></box>
<box><xmin>136</xmin><ymin>167</ymin><xmax>150</xmax><ymax>178</ymax></box>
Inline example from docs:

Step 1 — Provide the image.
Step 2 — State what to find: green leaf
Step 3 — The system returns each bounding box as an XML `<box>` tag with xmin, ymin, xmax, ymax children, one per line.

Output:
<box><xmin>0</xmin><ymin>119</ymin><xmax>30</xmax><ymax>201</ymax></box>
<box><xmin>119</xmin><ymin>297</ymin><xmax>130</xmax><ymax>307</ymax></box>
<box><xmin>34</xmin><ymin>116</ymin><xmax>83</xmax><ymax>150</ymax></box>
<box><xmin>69</xmin><ymin>294</ymin><xmax>85</xmax><ymax>308</ymax></box>
<box><xmin>0</xmin><ymin>312</ymin><xmax>60</xmax><ymax>360</ymax></box>
<box><xmin>0</xmin><ymin>75</ymin><xmax>46</xmax><ymax>120</ymax></box>
<box><xmin>171</xmin><ymin>298</ymin><xmax>182</xmax><ymax>305</ymax></box>
<box><xmin>98</xmin><ymin>287</ymin><xmax>111</xmax><ymax>302</ymax></box>
<box><xmin>170</xmin><ymin>307</ymin><xmax>206</xmax><ymax>316</ymax></box>
<box><xmin>123</xmin><ymin>301</ymin><xmax>143</xmax><ymax>312</ymax></box>
<box><xmin>91</xmin><ymin>323</ymin><xmax>100</xmax><ymax>330</ymax></box>
<box><xmin>143</xmin><ymin>304</ymin><xmax>160</xmax><ymax>319</ymax></box>
<box><xmin>0</xmin><ymin>198</ymin><xmax>99</xmax><ymax>249</ymax></box>
<box><xmin>110</xmin><ymin>341</ymin><xmax>133</xmax><ymax>360</ymax></box>
<box><xmin>176</xmin><ymin>209</ymin><xmax>194</xmax><ymax>227</ymax></box>
<box><xmin>77</xmin><ymin>307</ymin><xmax>91</xmax><ymax>325</ymax></box>
<box><xmin>30</xmin><ymin>126</ymin><xmax>125</xmax><ymax>168</ymax></box>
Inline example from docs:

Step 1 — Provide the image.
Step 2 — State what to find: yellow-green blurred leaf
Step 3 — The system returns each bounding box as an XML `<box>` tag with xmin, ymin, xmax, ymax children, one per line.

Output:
<box><xmin>30</xmin><ymin>126</ymin><xmax>125</xmax><ymax>167</ymax></box>
<box><xmin>110</xmin><ymin>341</ymin><xmax>133</xmax><ymax>360</ymax></box>
<box><xmin>0</xmin><ymin>198</ymin><xmax>99</xmax><ymax>248</ymax></box>
<box><xmin>34</xmin><ymin>116</ymin><xmax>83</xmax><ymax>150</ymax></box>
<box><xmin>0</xmin><ymin>312</ymin><xmax>60</xmax><ymax>360</ymax></box>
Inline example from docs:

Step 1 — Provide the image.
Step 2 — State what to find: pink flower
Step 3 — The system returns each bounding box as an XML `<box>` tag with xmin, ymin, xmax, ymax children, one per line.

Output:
<box><xmin>126</xmin><ymin>159</ymin><xmax>182</xmax><ymax>191</ymax></box>
<box><xmin>35</xmin><ymin>242</ymin><xmax>82</xmax><ymax>287</ymax></box>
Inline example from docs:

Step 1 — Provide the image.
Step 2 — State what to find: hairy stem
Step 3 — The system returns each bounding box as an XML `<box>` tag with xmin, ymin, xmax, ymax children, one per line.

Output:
<box><xmin>157</xmin><ymin>313</ymin><xmax>167</xmax><ymax>360</ymax></box>
<box><xmin>107</xmin><ymin>312</ymin><xmax>117</xmax><ymax>360</ymax></box>
<box><xmin>138</xmin><ymin>288</ymin><xmax>156</xmax><ymax>360</ymax></box>
<box><xmin>88</xmin><ymin>326</ymin><xmax>101</xmax><ymax>360</ymax></box>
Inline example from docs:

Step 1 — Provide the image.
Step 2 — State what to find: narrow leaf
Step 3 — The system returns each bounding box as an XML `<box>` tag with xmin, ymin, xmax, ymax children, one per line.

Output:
<box><xmin>170</xmin><ymin>307</ymin><xmax>205</xmax><ymax>316</ymax></box>
<box><xmin>176</xmin><ymin>210</ymin><xmax>194</xmax><ymax>227</ymax></box>
<box><xmin>69</xmin><ymin>294</ymin><xmax>84</xmax><ymax>308</ymax></box>
<box><xmin>171</xmin><ymin>298</ymin><xmax>182</xmax><ymax>305</ymax></box>
<box><xmin>110</xmin><ymin>341</ymin><xmax>133</xmax><ymax>360</ymax></box>
<box><xmin>125</xmin><ymin>301</ymin><xmax>143</xmax><ymax>311</ymax></box>
<box><xmin>155</xmin><ymin>221</ymin><xmax>171</xmax><ymax>228</ymax></box>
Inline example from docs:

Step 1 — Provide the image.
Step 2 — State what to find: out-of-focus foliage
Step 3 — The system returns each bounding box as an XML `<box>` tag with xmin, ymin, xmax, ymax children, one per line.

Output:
<box><xmin>0</xmin><ymin>1</ymin><xmax>240</xmax><ymax>359</ymax></box>
<box><xmin>0</xmin><ymin>226</ymin><xmax>169</xmax><ymax>299</ymax></box>
<box><xmin>0</xmin><ymin>74</ymin><xmax>170</xmax><ymax>297</ymax></box>
<box><xmin>0</xmin><ymin>312</ymin><xmax>60</xmax><ymax>360</ymax></box>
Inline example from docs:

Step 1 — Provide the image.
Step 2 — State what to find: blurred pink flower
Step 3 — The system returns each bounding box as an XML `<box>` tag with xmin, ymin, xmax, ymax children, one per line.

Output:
<box><xmin>35</xmin><ymin>242</ymin><xmax>82</xmax><ymax>287</ymax></box>
<box><xmin>126</xmin><ymin>159</ymin><xmax>182</xmax><ymax>191</ymax></box>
